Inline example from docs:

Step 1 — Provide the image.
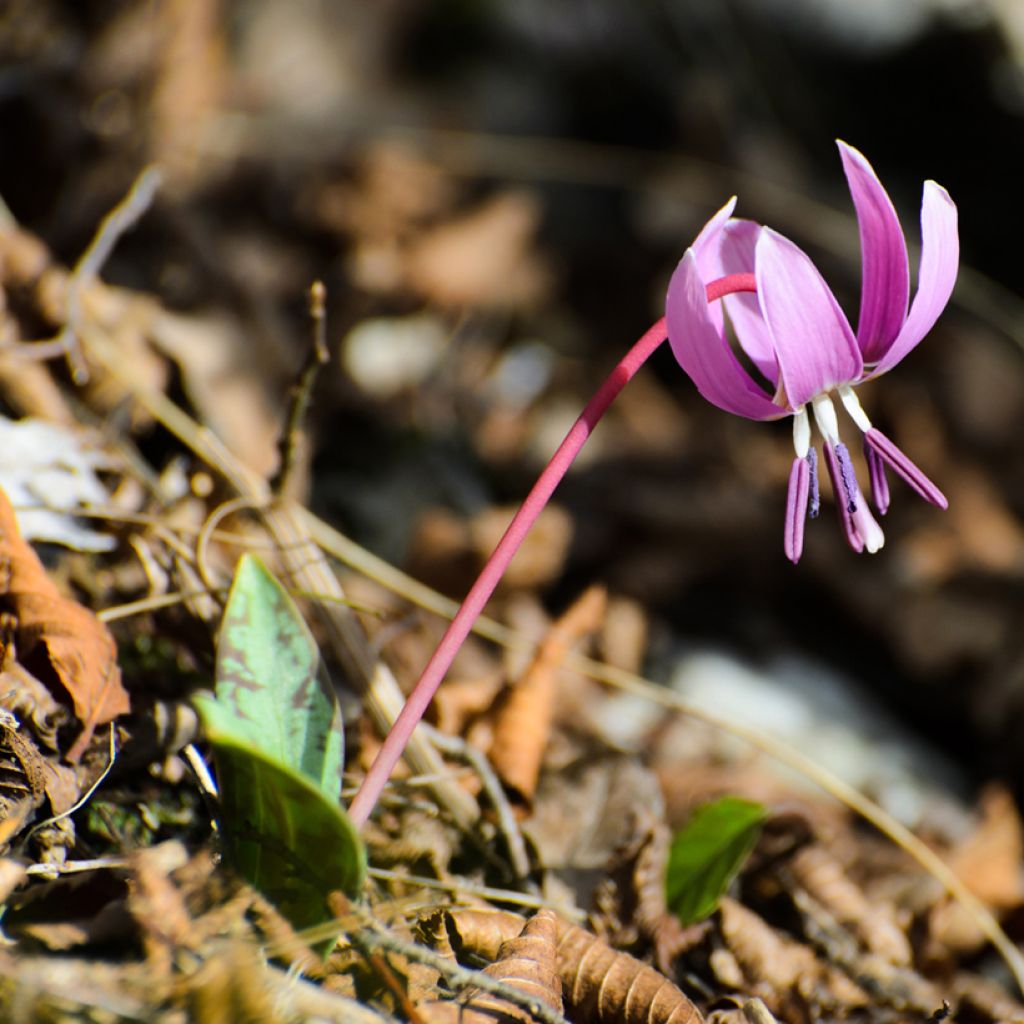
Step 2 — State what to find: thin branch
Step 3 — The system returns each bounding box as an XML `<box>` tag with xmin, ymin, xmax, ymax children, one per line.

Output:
<box><xmin>421</xmin><ymin>724</ymin><xmax>531</xmax><ymax>882</ymax></box>
<box><xmin>272</xmin><ymin>279</ymin><xmax>331</xmax><ymax>498</ymax></box>
<box><xmin>51</xmin><ymin>166</ymin><xmax>162</xmax><ymax>383</ymax></box>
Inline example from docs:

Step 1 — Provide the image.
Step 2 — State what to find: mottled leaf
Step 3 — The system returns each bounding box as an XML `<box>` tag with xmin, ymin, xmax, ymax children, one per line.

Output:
<box><xmin>194</xmin><ymin>694</ymin><xmax>365</xmax><ymax>931</ymax></box>
<box><xmin>214</xmin><ymin>553</ymin><xmax>343</xmax><ymax>800</ymax></box>
<box><xmin>665</xmin><ymin>796</ymin><xmax>766</xmax><ymax>925</ymax></box>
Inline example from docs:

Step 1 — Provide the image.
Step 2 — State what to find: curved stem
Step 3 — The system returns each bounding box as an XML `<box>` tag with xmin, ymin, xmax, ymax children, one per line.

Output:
<box><xmin>349</xmin><ymin>274</ymin><xmax>757</xmax><ymax>827</ymax></box>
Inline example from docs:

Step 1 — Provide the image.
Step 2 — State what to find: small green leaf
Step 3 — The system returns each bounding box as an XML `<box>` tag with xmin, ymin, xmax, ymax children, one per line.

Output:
<box><xmin>665</xmin><ymin>796</ymin><xmax>766</xmax><ymax>925</ymax></box>
<box><xmin>214</xmin><ymin>553</ymin><xmax>343</xmax><ymax>800</ymax></box>
<box><xmin>194</xmin><ymin>694</ymin><xmax>366</xmax><ymax>934</ymax></box>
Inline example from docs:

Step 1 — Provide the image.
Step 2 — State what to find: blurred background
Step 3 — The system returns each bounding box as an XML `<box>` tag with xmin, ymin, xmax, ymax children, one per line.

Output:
<box><xmin>2</xmin><ymin>0</ymin><xmax>1023</xmax><ymax>804</ymax></box>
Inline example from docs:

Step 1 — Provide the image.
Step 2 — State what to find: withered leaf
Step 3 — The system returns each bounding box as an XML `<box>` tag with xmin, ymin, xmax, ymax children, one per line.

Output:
<box><xmin>0</xmin><ymin>488</ymin><xmax>128</xmax><ymax>759</ymax></box>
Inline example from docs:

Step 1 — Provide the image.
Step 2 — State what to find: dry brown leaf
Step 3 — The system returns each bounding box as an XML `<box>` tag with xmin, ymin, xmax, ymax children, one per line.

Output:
<box><xmin>490</xmin><ymin>586</ymin><xmax>606</xmax><ymax>804</ymax></box>
<box><xmin>423</xmin><ymin>909</ymin><xmax>562</xmax><ymax>1024</ymax></box>
<box><xmin>789</xmin><ymin>843</ymin><xmax>912</xmax><ymax>966</ymax></box>
<box><xmin>525</xmin><ymin>756</ymin><xmax>665</xmax><ymax>878</ymax></box>
<box><xmin>929</xmin><ymin>782</ymin><xmax>1024</xmax><ymax>956</ymax></box>
<box><xmin>0</xmin><ymin>487</ymin><xmax>129</xmax><ymax>760</ymax></box>
<box><xmin>149</xmin><ymin>0</ymin><xmax>228</xmax><ymax>192</ymax></box>
<box><xmin>471</xmin><ymin>504</ymin><xmax>574</xmax><ymax>592</ymax></box>
<box><xmin>717</xmin><ymin>897</ymin><xmax>869</xmax><ymax>1014</ymax></box>
<box><xmin>439</xmin><ymin>908</ymin><xmax>704</xmax><ymax>1024</ymax></box>
<box><xmin>0</xmin><ymin>717</ymin><xmax>78</xmax><ymax>821</ymax></box>
<box><xmin>625</xmin><ymin>809</ymin><xmax>709</xmax><ymax>972</ymax></box>
<box><xmin>405</xmin><ymin>191</ymin><xmax>552</xmax><ymax>311</ymax></box>
<box><xmin>949</xmin><ymin>783</ymin><xmax>1024</xmax><ymax>910</ymax></box>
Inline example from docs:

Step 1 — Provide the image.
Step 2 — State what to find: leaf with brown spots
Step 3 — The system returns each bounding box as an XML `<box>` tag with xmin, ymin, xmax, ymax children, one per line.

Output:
<box><xmin>0</xmin><ymin>487</ymin><xmax>127</xmax><ymax>760</ymax></box>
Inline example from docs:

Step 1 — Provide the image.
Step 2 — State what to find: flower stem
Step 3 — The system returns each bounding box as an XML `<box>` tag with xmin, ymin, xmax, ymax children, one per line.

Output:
<box><xmin>348</xmin><ymin>274</ymin><xmax>756</xmax><ymax>828</ymax></box>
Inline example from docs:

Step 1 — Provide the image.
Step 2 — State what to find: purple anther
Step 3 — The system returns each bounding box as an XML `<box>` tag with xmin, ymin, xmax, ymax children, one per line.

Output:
<box><xmin>833</xmin><ymin>442</ymin><xmax>860</xmax><ymax>513</ymax></box>
<box><xmin>864</xmin><ymin>428</ymin><xmax>947</xmax><ymax>509</ymax></box>
<box><xmin>807</xmin><ymin>447</ymin><xmax>820</xmax><ymax>519</ymax></box>
<box><xmin>823</xmin><ymin>443</ymin><xmax>864</xmax><ymax>553</ymax></box>
<box><xmin>864</xmin><ymin>439</ymin><xmax>890</xmax><ymax>515</ymax></box>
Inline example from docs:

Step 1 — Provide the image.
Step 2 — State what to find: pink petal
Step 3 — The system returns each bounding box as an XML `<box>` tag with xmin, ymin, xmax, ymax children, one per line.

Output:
<box><xmin>755</xmin><ymin>229</ymin><xmax>863</xmax><ymax>408</ymax></box>
<box><xmin>869</xmin><ymin>181</ymin><xmax>959</xmax><ymax>378</ymax></box>
<box><xmin>700</xmin><ymin>219</ymin><xmax>780</xmax><ymax>387</ymax></box>
<box><xmin>692</xmin><ymin>197</ymin><xmax>737</xmax><ymax>259</ymax></box>
<box><xmin>691</xmin><ymin>198</ymin><xmax>738</xmax><ymax>338</ymax></box>
<box><xmin>666</xmin><ymin>250</ymin><xmax>787</xmax><ymax>421</ymax></box>
<box><xmin>837</xmin><ymin>141</ymin><xmax>910</xmax><ymax>364</ymax></box>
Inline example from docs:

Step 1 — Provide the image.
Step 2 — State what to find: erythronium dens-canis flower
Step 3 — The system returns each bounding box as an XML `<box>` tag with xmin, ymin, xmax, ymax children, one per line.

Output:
<box><xmin>348</xmin><ymin>141</ymin><xmax>957</xmax><ymax>828</ymax></box>
<box><xmin>666</xmin><ymin>140</ymin><xmax>959</xmax><ymax>562</ymax></box>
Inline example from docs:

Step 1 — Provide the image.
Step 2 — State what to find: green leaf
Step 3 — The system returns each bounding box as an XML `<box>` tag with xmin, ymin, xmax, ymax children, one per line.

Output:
<box><xmin>214</xmin><ymin>553</ymin><xmax>343</xmax><ymax>800</ymax></box>
<box><xmin>194</xmin><ymin>694</ymin><xmax>366</xmax><ymax>933</ymax></box>
<box><xmin>665</xmin><ymin>796</ymin><xmax>767</xmax><ymax>925</ymax></box>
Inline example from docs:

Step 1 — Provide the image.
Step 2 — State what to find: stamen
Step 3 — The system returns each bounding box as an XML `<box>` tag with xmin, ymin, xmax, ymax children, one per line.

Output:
<box><xmin>838</xmin><ymin>384</ymin><xmax>873</xmax><ymax>432</ymax></box>
<box><xmin>864</xmin><ymin>441</ymin><xmax>890</xmax><ymax>515</ymax></box>
<box><xmin>823</xmin><ymin>443</ymin><xmax>863</xmax><ymax>553</ymax></box>
<box><xmin>807</xmin><ymin>447</ymin><xmax>820</xmax><ymax>518</ymax></box>
<box><xmin>833</xmin><ymin>443</ymin><xmax>859</xmax><ymax>513</ymax></box>
<box><xmin>811</xmin><ymin>393</ymin><xmax>841</xmax><ymax>445</ymax></box>
<box><xmin>864</xmin><ymin>428</ymin><xmax>948</xmax><ymax>509</ymax></box>
<box><xmin>792</xmin><ymin>406</ymin><xmax>810</xmax><ymax>458</ymax></box>
<box><xmin>784</xmin><ymin>455</ymin><xmax>811</xmax><ymax>564</ymax></box>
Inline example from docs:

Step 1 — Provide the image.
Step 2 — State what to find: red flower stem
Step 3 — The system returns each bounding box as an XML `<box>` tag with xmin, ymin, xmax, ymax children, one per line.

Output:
<box><xmin>348</xmin><ymin>274</ymin><xmax>756</xmax><ymax>828</ymax></box>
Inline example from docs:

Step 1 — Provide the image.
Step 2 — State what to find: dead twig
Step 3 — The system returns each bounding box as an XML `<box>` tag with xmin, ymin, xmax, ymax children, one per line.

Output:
<box><xmin>422</xmin><ymin>723</ymin><xmax>532</xmax><ymax>881</ymax></box>
<box><xmin>19</xmin><ymin>167</ymin><xmax>162</xmax><ymax>382</ymax></box>
<box><xmin>272</xmin><ymin>279</ymin><xmax>331</xmax><ymax>498</ymax></box>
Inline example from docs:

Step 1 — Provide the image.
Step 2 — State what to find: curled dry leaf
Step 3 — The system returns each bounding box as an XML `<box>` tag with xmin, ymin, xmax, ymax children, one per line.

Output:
<box><xmin>717</xmin><ymin>897</ymin><xmax>868</xmax><ymax>1015</ymax></box>
<box><xmin>788</xmin><ymin>842</ymin><xmax>912</xmax><ymax>966</ymax></box>
<box><xmin>437</xmin><ymin>908</ymin><xmax>704</xmax><ymax>1024</ymax></box>
<box><xmin>624</xmin><ymin>808</ymin><xmax>710</xmax><ymax>972</ymax></box>
<box><xmin>489</xmin><ymin>586</ymin><xmax>606</xmax><ymax>804</ymax></box>
<box><xmin>423</xmin><ymin>909</ymin><xmax>562</xmax><ymax>1024</ymax></box>
<box><xmin>0</xmin><ymin>487</ymin><xmax>129</xmax><ymax>760</ymax></box>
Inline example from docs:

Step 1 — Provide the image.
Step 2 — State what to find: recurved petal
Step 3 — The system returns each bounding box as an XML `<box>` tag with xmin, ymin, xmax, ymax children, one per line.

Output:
<box><xmin>837</xmin><ymin>141</ymin><xmax>910</xmax><ymax>364</ymax></box>
<box><xmin>667</xmin><ymin>250</ymin><xmax>786</xmax><ymax>421</ymax></box>
<box><xmin>692</xmin><ymin>196</ymin><xmax>738</xmax><ymax>260</ymax></box>
<box><xmin>869</xmin><ymin>181</ymin><xmax>958</xmax><ymax>378</ymax></box>
<box><xmin>702</xmin><ymin>219</ymin><xmax>780</xmax><ymax>387</ymax></box>
<box><xmin>691</xmin><ymin>197</ymin><xmax>738</xmax><ymax>337</ymax></box>
<box><xmin>755</xmin><ymin>229</ymin><xmax>863</xmax><ymax>408</ymax></box>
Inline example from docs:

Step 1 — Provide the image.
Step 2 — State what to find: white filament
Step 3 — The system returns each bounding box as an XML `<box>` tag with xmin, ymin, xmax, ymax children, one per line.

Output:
<box><xmin>838</xmin><ymin>385</ymin><xmax>872</xmax><ymax>433</ymax></box>
<box><xmin>811</xmin><ymin>393</ymin><xmax>841</xmax><ymax>445</ymax></box>
<box><xmin>792</xmin><ymin>406</ymin><xmax>811</xmax><ymax>458</ymax></box>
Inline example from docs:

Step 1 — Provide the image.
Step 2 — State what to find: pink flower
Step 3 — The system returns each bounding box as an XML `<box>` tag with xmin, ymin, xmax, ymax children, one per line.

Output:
<box><xmin>666</xmin><ymin>141</ymin><xmax>959</xmax><ymax>562</ymax></box>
